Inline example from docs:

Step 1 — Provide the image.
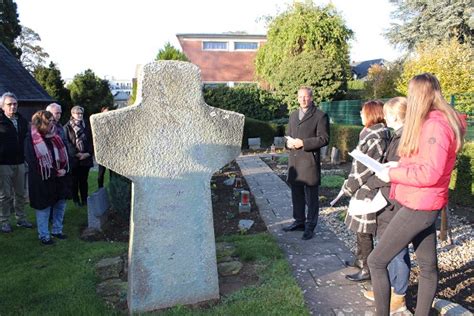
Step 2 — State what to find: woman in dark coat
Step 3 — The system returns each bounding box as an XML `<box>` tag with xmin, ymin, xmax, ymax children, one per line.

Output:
<box><xmin>25</xmin><ymin>110</ymin><xmax>71</xmax><ymax>245</ymax></box>
<box><xmin>64</xmin><ymin>105</ymin><xmax>93</xmax><ymax>206</ymax></box>
<box><xmin>342</xmin><ymin>100</ymin><xmax>390</xmax><ymax>281</ymax></box>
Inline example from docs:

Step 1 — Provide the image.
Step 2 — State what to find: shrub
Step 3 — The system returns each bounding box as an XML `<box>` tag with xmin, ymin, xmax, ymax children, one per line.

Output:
<box><xmin>243</xmin><ymin>117</ymin><xmax>283</xmax><ymax>148</ymax></box>
<box><xmin>328</xmin><ymin>124</ymin><xmax>362</xmax><ymax>161</ymax></box>
<box><xmin>449</xmin><ymin>142</ymin><xmax>474</xmax><ymax>206</ymax></box>
<box><xmin>203</xmin><ymin>85</ymin><xmax>286</xmax><ymax>121</ymax></box>
<box><xmin>108</xmin><ymin>171</ymin><xmax>131</xmax><ymax>221</ymax></box>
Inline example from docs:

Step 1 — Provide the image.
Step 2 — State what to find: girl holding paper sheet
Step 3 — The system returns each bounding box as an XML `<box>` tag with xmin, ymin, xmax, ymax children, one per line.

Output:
<box><xmin>363</xmin><ymin>97</ymin><xmax>410</xmax><ymax>314</ymax></box>
<box><xmin>342</xmin><ymin>100</ymin><xmax>390</xmax><ymax>282</ymax></box>
<box><xmin>368</xmin><ymin>74</ymin><xmax>466</xmax><ymax>316</ymax></box>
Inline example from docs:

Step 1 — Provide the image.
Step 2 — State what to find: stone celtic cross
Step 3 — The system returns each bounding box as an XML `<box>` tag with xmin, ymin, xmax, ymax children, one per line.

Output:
<box><xmin>90</xmin><ymin>61</ymin><xmax>244</xmax><ymax>313</ymax></box>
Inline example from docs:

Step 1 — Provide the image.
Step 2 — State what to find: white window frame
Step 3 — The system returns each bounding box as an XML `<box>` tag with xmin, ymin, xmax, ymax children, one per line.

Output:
<box><xmin>233</xmin><ymin>41</ymin><xmax>259</xmax><ymax>51</ymax></box>
<box><xmin>202</xmin><ymin>41</ymin><xmax>228</xmax><ymax>51</ymax></box>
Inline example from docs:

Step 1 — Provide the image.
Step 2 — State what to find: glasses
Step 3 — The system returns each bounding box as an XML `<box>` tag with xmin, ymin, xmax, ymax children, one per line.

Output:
<box><xmin>73</xmin><ymin>112</ymin><xmax>83</xmax><ymax>115</ymax></box>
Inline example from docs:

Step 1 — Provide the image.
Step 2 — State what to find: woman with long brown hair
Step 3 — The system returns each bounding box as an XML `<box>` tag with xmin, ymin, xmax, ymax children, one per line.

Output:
<box><xmin>342</xmin><ymin>100</ymin><xmax>390</xmax><ymax>282</ymax></box>
<box><xmin>368</xmin><ymin>73</ymin><xmax>466</xmax><ymax>315</ymax></box>
<box><xmin>25</xmin><ymin>110</ymin><xmax>71</xmax><ymax>245</ymax></box>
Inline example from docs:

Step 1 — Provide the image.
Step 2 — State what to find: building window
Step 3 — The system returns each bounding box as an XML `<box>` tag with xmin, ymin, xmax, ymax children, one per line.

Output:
<box><xmin>203</xmin><ymin>41</ymin><xmax>228</xmax><ymax>50</ymax></box>
<box><xmin>234</xmin><ymin>42</ymin><xmax>258</xmax><ymax>50</ymax></box>
<box><xmin>203</xmin><ymin>83</ymin><xmax>227</xmax><ymax>89</ymax></box>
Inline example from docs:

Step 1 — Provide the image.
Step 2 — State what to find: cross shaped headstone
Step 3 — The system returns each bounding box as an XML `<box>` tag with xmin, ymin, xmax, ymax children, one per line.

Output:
<box><xmin>90</xmin><ymin>61</ymin><xmax>244</xmax><ymax>313</ymax></box>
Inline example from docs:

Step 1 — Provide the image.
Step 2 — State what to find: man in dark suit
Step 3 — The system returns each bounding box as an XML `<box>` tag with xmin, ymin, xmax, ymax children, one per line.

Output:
<box><xmin>283</xmin><ymin>87</ymin><xmax>330</xmax><ymax>240</ymax></box>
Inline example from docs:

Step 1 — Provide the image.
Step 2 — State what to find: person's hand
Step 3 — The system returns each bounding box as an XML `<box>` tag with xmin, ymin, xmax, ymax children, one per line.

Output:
<box><xmin>293</xmin><ymin>138</ymin><xmax>304</xmax><ymax>149</ymax></box>
<box><xmin>57</xmin><ymin>169</ymin><xmax>66</xmax><ymax>177</ymax></box>
<box><xmin>376</xmin><ymin>167</ymin><xmax>391</xmax><ymax>183</ymax></box>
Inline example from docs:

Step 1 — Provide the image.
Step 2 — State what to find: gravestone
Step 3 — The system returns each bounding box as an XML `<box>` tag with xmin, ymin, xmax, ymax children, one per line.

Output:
<box><xmin>273</xmin><ymin>136</ymin><xmax>285</xmax><ymax>148</ymax></box>
<box><xmin>247</xmin><ymin>137</ymin><xmax>261</xmax><ymax>149</ymax></box>
<box><xmin>87</xmin><ymin>187</ymin><xmax>110</xmax><ymax>230</ymax></box>
<box><xmin>90</xmin><ymin>61</ymin><xmax>244</xmax><ymax>313</ymax></box>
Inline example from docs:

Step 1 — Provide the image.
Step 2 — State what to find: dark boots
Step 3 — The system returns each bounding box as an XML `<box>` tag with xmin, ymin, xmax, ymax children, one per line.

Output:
<box><xmin>344</xmin><ymin>259</ymin><xmax>364</xmax><ymax>269</ymax></box>
<box><xmin>345</xmin><ymin>265</ymin><xmax>371</xmax><ymax>282</ymax></box>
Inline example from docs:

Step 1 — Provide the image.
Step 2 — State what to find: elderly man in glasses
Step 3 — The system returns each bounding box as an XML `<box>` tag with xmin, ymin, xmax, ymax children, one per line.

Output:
<box><xmin>0</xmin><ymin>92</ymin><xmax>33</xmax><ymax>233</ymax></box>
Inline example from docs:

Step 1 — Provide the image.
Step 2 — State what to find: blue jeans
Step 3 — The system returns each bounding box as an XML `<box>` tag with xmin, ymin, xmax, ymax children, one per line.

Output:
<box><xmin>35</xmin><ymin>199</ymin><xmax>66</xmax><ymax>239</ymax></box>
<box><xmin>387</xmin><ymin>246</ymin><xmax>410</xmax><ymax>295</ymax></box>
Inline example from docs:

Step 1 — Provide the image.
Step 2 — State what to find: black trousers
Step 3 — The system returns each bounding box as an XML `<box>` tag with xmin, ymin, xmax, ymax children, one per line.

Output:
<box><xmin>368</xmin><ymin>207</ymin><xmax>439</xmax><ymax>316</ymax></box>
<box><xmin>290</xmin><ymin>184</ymin><xmax>319</xmax><ymax>229</ymax></box>
<box><xmin>97</xmin><ymin>164</ymin><xmax>106</xmax><ymax>188</ymax></box>
<box><xmin>72</xmin><ymin>166</ymin><xmax>91</xmax><ymax>204</ymax></box>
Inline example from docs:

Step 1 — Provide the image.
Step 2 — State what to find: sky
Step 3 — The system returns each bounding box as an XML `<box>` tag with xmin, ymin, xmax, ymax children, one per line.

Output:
<box><xmin>14</xmin><ymin>0</ymin><xmax>403</xmax><ymax>80</ymax></box>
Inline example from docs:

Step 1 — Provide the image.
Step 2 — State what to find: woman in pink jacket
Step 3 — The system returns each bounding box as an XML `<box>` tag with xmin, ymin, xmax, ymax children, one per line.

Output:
<box><xmin>367</xmin><ymin>73</ymin><xmax>466</xmax><ymax>316</ymax></box>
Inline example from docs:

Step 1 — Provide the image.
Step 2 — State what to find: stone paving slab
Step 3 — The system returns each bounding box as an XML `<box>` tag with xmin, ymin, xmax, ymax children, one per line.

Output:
<box><xmin>236</xmin><ymin>155</ymin><xmax>375</xmax><ymax>315</ymax></box>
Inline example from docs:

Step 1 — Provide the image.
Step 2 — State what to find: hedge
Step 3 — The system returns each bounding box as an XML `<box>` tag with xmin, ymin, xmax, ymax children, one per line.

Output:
<box><xmin>242</xmin><ymin>117</ymin><xmax>284</xmax><ymax>148</ymax></box>
<box><xmin>449</xmin><ymin>142</ymin><xmax>474</xmax><ymax>206</ymax></box>
<box><xmin>242</xmin><ymin>119</ymin><xmax>362</xmax><ymax>158</ymax></box>
<box><xmin>203</xmin><ymin>85</ymin><xmax>286</xmax><ymax>121</ymax></box>
<box><xmin>327</xmin><ymin>124</ymin><xmax>362</xmax><ymax>161</ymax></box>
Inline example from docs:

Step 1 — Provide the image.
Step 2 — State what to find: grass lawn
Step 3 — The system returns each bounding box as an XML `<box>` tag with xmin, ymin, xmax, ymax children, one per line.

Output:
<box><xmin>0</xmin><ymin>170</ymin><xmax>126</xmax><ymax>315</ymax></box>
<box><xmin>1</xmin><ymin>170</ymin><xmax>307</xmax><ymax>315</ymax></box>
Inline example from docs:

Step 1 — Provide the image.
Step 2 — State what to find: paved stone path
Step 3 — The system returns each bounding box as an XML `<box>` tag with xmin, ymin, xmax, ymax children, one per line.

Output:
<box><xmin>236</xmin><ymin>154</ymin><xmax>380</xmax><ymax>316</ymax></box>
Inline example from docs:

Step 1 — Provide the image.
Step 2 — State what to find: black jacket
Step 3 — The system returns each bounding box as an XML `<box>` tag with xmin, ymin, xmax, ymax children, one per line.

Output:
<box><xmin>286</xmin><ymin>105</ymin><xmax>330</xmax><ymax>186</ymax></box>
<box><xmin>24</xmin><ymin>131</ymin><xmax>72</xmax><ymax>210</ymax></box>
<box><xmin>64</xmin><ymin>120</ymin><xmax>94</xmax><ymax>168</ymax></box>
<box><xmin>0</xmin><ymin>110</ymin><xmax>28</xmax><ymax>165</ymax></box>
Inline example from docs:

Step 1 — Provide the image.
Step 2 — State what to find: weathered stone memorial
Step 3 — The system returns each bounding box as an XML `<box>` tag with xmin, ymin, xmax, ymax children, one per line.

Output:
<box><xmin>90</xmin><ymin>61</ymin><xmax>244</xmax><ymax>313</ymax></box>
<box><xmin>87</xmin><ymin>187</ymin><xmax>110</xmax><ymax>231</ymax></box>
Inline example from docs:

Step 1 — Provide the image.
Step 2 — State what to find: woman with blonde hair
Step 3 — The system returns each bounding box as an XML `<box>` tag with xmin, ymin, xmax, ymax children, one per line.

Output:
<box><xmin>362</xmin><ymin>97</ymin><xmax>410</xmax><ymax>314</ymax></box>
<box><xmin>368</xmin><ymin>73</ymin><xmax>466</xmax><ymax>316</ymax></box>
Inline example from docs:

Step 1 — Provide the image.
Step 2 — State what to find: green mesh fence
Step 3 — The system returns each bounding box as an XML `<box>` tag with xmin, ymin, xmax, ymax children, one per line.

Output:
<box><xmin>321</xmin><ymin>96</ymin><xmax>473</xmax><ymax>141</ymax></box>
<box><xmin>320</xmin><ymin>99</ymin><xmax>389</xmax><ymax>126</ymax></box>
<box><xmin>320</xmin><ymin>100</ymin><xmax>362</xmax><ymax>125</ymax></box>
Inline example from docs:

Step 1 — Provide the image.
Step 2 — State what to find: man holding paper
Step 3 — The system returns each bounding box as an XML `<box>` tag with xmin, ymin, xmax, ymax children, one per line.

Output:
<box><xmin>283</xmin><ymin>87</ymin><xmax>329</xmax><ymax>240</ymax></box>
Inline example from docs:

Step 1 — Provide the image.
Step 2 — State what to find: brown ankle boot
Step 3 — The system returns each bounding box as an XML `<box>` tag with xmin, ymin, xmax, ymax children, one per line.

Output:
<box><xmin>390</xmin><ymin>293</ymin><xmax>407</xmax><ymax>315</ymax></box>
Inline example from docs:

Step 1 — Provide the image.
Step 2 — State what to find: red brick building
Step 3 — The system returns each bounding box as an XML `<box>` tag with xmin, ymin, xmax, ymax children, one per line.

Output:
<box><xmin>176</xmin><ymin>33</ymin><xmax>266</xmax><ymax>87</ymax></box>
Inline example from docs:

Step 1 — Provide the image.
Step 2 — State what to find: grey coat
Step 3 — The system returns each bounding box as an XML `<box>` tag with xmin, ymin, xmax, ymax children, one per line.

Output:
<box><xmin>286</xmin><ymin>105</ymin><xmax>330</xmax><ymax>186</ymax></box>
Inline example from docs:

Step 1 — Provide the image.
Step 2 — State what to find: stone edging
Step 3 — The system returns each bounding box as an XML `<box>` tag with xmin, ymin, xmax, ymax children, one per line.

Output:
<box><xmin>432</xmin><ymin>298</ymin><xmax>473</xmax><ymax>316</ymax></box>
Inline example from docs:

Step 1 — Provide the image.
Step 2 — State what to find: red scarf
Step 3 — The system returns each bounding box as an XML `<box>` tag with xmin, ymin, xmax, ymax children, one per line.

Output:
<box><xmin>31</xmin><ymin>125</ymin><xmax>69</xmax><ymax>180</ymax></box>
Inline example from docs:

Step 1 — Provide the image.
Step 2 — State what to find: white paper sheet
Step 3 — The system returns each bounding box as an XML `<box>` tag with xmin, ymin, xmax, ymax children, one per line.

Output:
<box><xmin>349</xmin><ymin>149</ymin><xmax>385</xmax><ymax>174</ymax></box>
<box><xmin>348</xmin><ymin>190</ymin><xmax>387</xmax><ymax>216</ymax></box>
<box><xmin>330</xmin><ymin>189</ymin><xmax>344</xmax><ymax>207</ymax></box>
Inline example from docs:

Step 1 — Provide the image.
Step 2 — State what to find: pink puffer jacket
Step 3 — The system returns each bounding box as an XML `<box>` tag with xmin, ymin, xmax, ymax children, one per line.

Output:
<box><xmin>389</xmin><ymin>110</ymin><xmax>464</xmax><ymax>211</ymax></box>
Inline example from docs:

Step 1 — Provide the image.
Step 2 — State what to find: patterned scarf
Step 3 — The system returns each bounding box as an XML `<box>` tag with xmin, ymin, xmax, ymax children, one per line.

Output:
<box><xmin>31</xmin><ymin>125</ymin><xmax>69</xmax><ymax>180</ymax></box>
<box><xmin>70</xmin><ymin>118</ymin><xmax>86</xmax><ymax>152</ymax></box>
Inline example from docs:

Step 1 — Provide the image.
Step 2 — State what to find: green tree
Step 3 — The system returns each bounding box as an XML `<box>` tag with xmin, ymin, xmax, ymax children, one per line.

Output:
<box><xmin>364</xmin><ymin>61</ymin><xmax>403</xmax><ymax>99</ymax></box>
<box><xmin>68</xmin><ymin>69</ymin><xmax>113</xmax><ymax>115</ymax></box>
<box><xmin>15</xmin><ymin>26</ymin><xmax>49</xmax><ymax>72</ymax></box>
<box><xmin>155</xmin><ymin>42</ymin><xmax>188</xmax><ymax>61</ymax></box>
<box><xmin>34</xmin><ymin>62</ymin><xmax>72</xmax><ymax>121</ymax></box>
<box><xmin>272</xmin><ymin>50</ymin><xmax>345</xmax><ymax>111</ymax></box>
<box><xmin>386</xmin><ymin>0</ymin><xmax>473</xmax><ymax>50</ymax></box>
<box><xmin>255</xmin><ymin>2</ymin><xmax>353</xmax><ymax>109</ymax></box>
<box><xmin>397</xmin><ymin>39</ymin><xmax>473</xmax><ymax>113</ymax></box>
<box><xmin>0</xmin><ymin>0</ymin><xmax>22</xmax><ymax>57</ymax></box>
